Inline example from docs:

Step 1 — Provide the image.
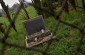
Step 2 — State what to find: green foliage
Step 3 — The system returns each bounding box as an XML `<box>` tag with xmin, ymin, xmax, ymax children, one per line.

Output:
<box><xmin>0</xmin><ymin>4</ymin><xmax>85</xmax><ymax>55</ymax></box>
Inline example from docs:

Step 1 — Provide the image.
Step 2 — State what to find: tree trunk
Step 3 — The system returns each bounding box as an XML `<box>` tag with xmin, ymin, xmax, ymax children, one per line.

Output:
<box><xmin>82</xmin><ymin>0</ymin><xmax>85</xmax><ymax>10</ymax></box>
<box><xmin>32</xmin><ymin>0</ymin><xmax>43</xmax><ymax>15</ymax></box>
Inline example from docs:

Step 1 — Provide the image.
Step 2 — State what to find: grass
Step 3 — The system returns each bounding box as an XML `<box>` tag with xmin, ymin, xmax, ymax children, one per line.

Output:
<box><xmin>0</xmin><ymin>5</ymin><xmax>85</xmax><ymax>55</ymax></box>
